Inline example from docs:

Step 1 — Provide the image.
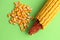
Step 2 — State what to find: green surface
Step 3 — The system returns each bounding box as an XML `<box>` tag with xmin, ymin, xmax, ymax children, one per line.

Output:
<box><xmin>0</xmin><ymin>0</ymin><xmax>60</xmax><ymax>40</ymax></box>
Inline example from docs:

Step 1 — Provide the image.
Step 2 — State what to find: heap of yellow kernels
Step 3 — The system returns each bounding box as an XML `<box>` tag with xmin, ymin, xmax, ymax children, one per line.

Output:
<box><xmin>8</xmin><ymin>2</ymin><xmax>32</xmax><ymax>31</ymax></box>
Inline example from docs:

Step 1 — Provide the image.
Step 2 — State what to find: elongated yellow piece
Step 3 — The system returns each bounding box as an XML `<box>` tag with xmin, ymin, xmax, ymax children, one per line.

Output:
<box><xmin>37</xmin><ymin>0</ymin><xmax>60</xmax><ymax>29</ymax></box>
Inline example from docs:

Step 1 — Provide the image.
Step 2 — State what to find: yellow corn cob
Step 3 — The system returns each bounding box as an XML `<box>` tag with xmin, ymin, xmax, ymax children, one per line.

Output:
<box><xmin>37</xmin><ymin>0</ymin><xmax>60</xmax><ymax>29</ymax></box>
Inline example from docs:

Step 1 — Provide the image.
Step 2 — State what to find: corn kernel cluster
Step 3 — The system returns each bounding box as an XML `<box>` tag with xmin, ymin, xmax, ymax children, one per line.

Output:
<box><xmin>8</xmin><ymin>2</ymin><xmax>32</xmax><ymax>31</ymax></box>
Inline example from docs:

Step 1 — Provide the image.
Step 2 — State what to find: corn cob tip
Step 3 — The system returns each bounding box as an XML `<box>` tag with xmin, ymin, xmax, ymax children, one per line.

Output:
<box><xmin>29</xmin><ymin>20</ymin><xmax>43</xmax><ymax>35</ymax></box>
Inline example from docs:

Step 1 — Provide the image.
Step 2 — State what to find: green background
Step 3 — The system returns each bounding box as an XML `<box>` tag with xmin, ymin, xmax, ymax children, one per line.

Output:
<box><xmin>0</xmin><ymin>0</ymin><xmax>60</xmax><ymax>40</ymax></box>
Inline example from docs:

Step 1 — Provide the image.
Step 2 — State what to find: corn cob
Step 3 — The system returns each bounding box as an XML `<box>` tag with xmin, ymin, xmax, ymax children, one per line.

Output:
<box><xmin>37</xmin><ymin>0</ymin><xmax>60</xmax><ymax>29</ymax></box>
<box><xmin>29</xmin><ymin>0</ymin><xmax>60</xmax><ymax>35</ymax></box>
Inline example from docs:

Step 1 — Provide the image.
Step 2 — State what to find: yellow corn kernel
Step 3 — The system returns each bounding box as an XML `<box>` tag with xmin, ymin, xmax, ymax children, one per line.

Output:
<box><xmin>14</xmin><ymin>7</ymin><xmax>19</xmax><ymax>12</ymax></box>
<box><xmin>11</xmin><ymin>13</ymin><xmax>16</xmax><ymax>17</ymax></box>
<box><xmin>9</xmin><ymin>20</ymin><xmax>13</xmax><ymax>24</ymax></box>
<box><xmin>20</xmin><ymin>24</ymin><xmax>25</xmax><ymax>31</ymax></box>
<box><xmin>17</xmin><ymin>12</ymin><xmax>21</xmax><ymax>16</ymax></box>
<box><xmin>37</xmin><ymin>0</ymin><xmax>60</xmax><ymax>29</ymax></box>
<box><xmin>15</xmin><ymin>1</ymin><xmax>21</xmax><ymax>7</ymax></box>
<box><xmin>26</xmin><ymin>19</ymin><xmax>30</xmax><ymax>23</ymax></box>
<box><xmin>23</xmin><ymin>24</ymin><xmax>28</xmax><ymax>29</ymax></box>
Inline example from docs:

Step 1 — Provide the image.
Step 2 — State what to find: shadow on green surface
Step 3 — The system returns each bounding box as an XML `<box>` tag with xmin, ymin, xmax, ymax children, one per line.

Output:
<box><xmin>25</xmin><ymin>0</ymin><xmax>47</xmax><ymax>35</ymax></box>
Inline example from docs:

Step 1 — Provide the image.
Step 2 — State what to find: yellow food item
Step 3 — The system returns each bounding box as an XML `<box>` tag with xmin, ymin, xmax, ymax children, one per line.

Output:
<box><xmin>8</xmin><ymin>2</ymin><xmax>32</xmax><ymax>31</ymax></box>
<box><xmin>37</xmin><ymin>0</ymin><xmax>60</xmax><ymax>29</ymax></box>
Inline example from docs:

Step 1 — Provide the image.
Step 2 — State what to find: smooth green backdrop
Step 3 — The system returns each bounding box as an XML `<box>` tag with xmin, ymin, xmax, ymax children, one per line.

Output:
<box><xmin>0</xmin><ymin>0</ymin><xmax>60</xmax><ymax>40</ymax></box>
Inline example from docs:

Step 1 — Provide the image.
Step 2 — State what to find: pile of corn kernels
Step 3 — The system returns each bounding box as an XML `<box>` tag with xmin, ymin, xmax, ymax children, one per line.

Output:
<box><xmin>8</xmin><ymin>2</ymin><xmax>32</xmax><ymax>31</ymax></box>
